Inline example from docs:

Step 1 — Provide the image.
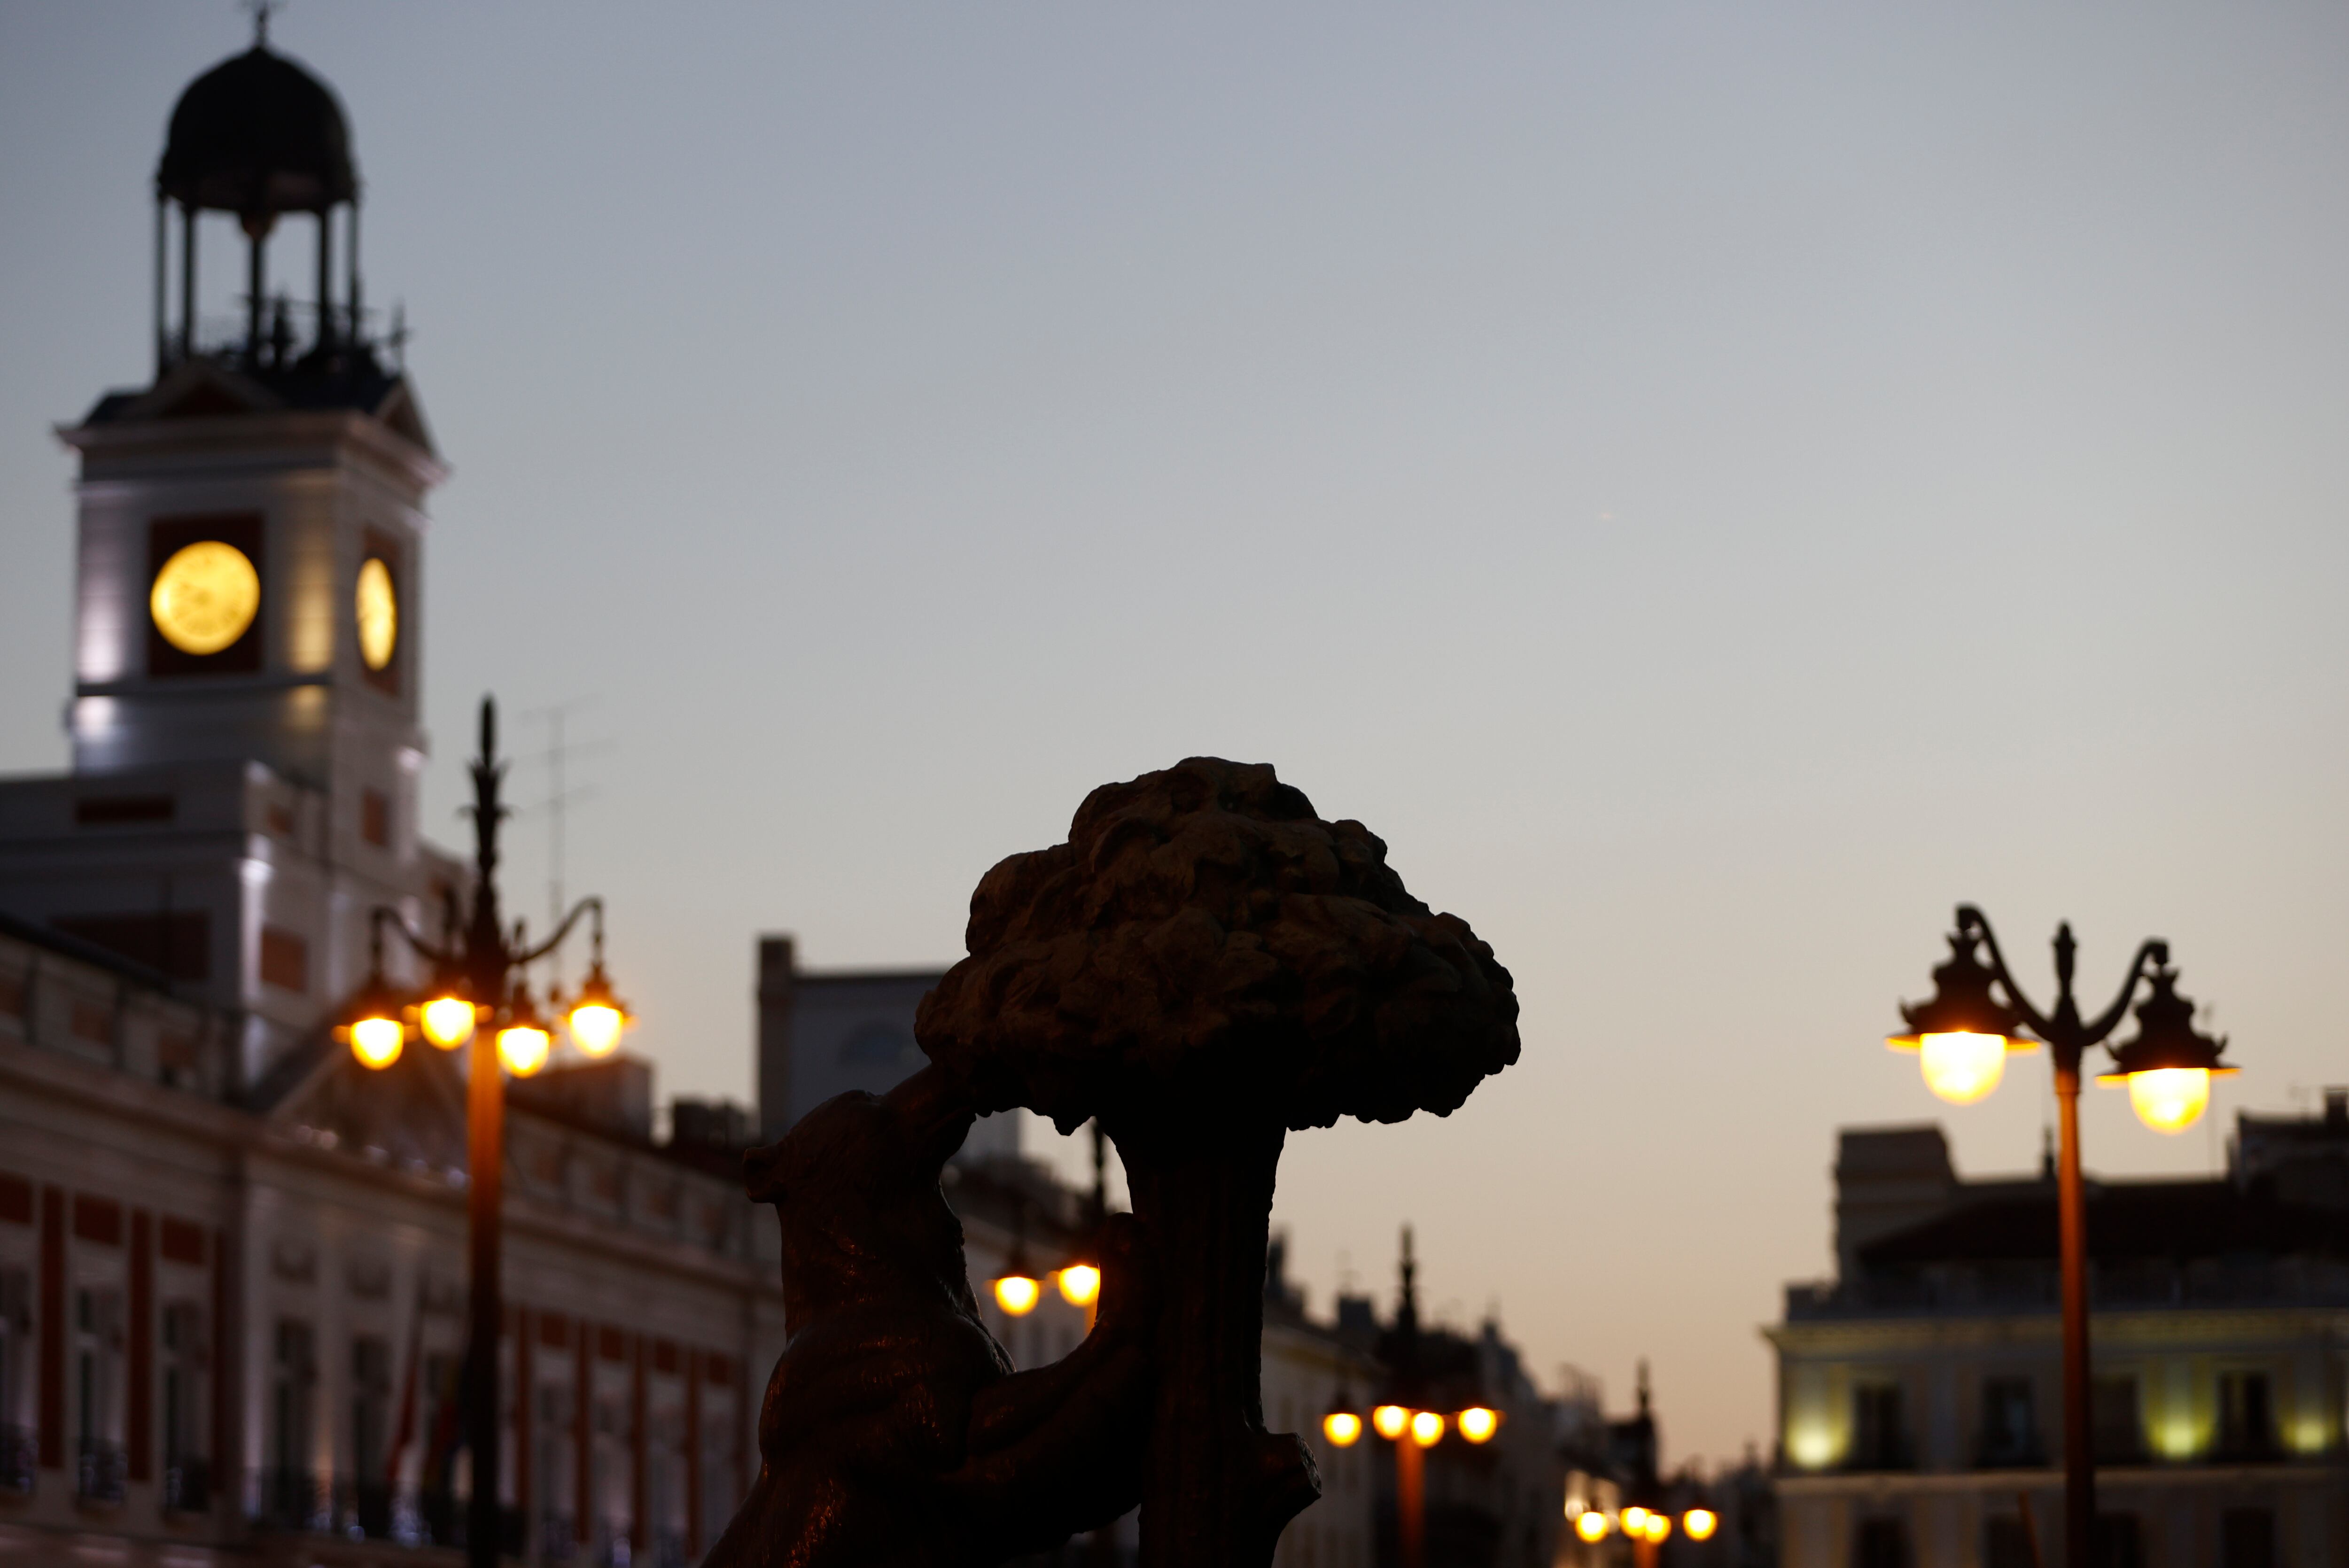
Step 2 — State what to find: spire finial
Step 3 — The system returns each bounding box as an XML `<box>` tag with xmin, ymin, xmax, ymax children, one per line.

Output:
<box><xmin>246</xmin><ymin>0</ymin><xmax>281</xmax><ymax>48</ymax></box>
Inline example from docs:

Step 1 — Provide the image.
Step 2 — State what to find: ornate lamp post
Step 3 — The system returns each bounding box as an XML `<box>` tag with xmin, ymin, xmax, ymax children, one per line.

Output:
<box><xmin>337</xmin><ymin>697</ymin><xmax>634</xmax><ymax>1567</ymax></box>
<box><xmin>1887</xmin><ymin>904</ymin><xmax>2232</xmax><ymax>1568</ymax></box>
<box><xmin>1314</xmin><ymin>1393</ymin><xmax>1498</xmax><ymax>1568</ymax></box>
<box><xmin>1316</xmin><ymin>1236</ymin><xmax>1501</xmax><ymax>1568</ymax></box>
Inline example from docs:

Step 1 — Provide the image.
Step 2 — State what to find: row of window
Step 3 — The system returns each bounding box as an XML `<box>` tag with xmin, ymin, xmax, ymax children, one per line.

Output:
<box><xmin>1855</xmin><ymin>1505</ymin><xmax>2282</xmax><ymax>1568</ymax></box>
<box><xmin>0</xmin><ymin>1273</ymin><xmax>209</xmax><ymax>1507</ymax></box>
<box><xmin>1844</xmin><ymin>1369</ymin><xmax>2306</xmax><ymax>1471</ymax></box>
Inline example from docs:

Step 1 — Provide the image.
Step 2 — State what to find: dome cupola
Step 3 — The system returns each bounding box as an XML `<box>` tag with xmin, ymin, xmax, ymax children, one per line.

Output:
<box><xmin>157</xmin><ymin>42</ymin><xmax>357</xmax><ymax>226</ymax></box>
<box><xmin>146</xmin><ymin>16</ymin><xmax>378</xmax><ymax>381</ymax></box>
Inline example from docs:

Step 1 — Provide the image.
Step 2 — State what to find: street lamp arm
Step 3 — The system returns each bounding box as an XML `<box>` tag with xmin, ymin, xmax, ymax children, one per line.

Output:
<box><xmin>2079</xmin><ymin>938</ymin><xmax>2170</xmax><ymax>1048</ymax></box>
<box><xmin>1953</xmin><ymin>905</ymin><xmax>2055</xmax><ymax>1041</ymax></box>
<box><xmin>369</xmin><ymin>903</ymin><xmax>458</xmax><ymax>970</ymax></box>
<box><xmin>513</xmin><ymin>894</ymin><xmax>603</xmax><ymax>967</ymax></box>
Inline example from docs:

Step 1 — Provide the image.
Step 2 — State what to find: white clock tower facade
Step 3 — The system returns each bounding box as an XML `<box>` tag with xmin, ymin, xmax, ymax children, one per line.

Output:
<box><xmin>0</xmin><ymin>37</ymin><xmax>460</xmax><ymax>1087</ymax></box>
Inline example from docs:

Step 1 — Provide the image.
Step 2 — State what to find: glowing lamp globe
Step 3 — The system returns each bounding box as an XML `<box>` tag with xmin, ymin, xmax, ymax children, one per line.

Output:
<box><xmin>350</xmin><ymin>1015</ymin><xmax>403</xmax><ymax>1069</ymax></box>
<box><xmin>1457</xmin><ymin>1406</ymin><xmax>1499</xmax><ymax>1444</ymax></box>
<box><xmin>1372</xmin><ymin>1405</ymin><xmax>1410</xmax><ymax>1441</ymax></box>
<box><xmin>1645</xmin><ymin>1514</ymin><xmax>1671</xmax><ymax>1543</ymax></box>
<box><xmin>2099</xmin><ymin>967</ymin><xmax>2235</xmax><ymax>1134</ymax></box>
<box><xmin>498</xmin><ymin>1024</ymin><xmax>551</xmax><ymax>1077</ymax></box>
<box><xmin>1057</xmin><ymin>1264</ymin><xmax>1101</xmax><ymax>1307</ymax></box>
<box><xmin>1620</xmin><ymin>1507</ymin><xmax>1650</xmax><ymax>1536</ymax></box>
<box><xmin>420</xmin><ymin>994</ymin><xmax>477</xmax><ymax>1049</ymax></box>
<box><xmin>1918</xmin><ymin>1032</ymin><xmax>2010</xmax><ymax>1105</ymax></box>
<box><xmin>2123</xmin><ymin>1068</ymin><xmax>2212</xmax><ymax>1133</ymax></box>
<box><xmin>1890</xmin><ymin>927</ymin><xmax>2034</xmax><ymax>1105</ymax></box>
<box><xmin>1573</xmin><ymin>1511</ymin><xmax>1610</xmax><ymax>1544</ymax></box>
<box><xmin>1322</xmin><ymin>1411</ymin><xmax>1362</xmax><ymax>1447</ymax></box>
<box><xmin>1409</xmin><ymin>1410</ymin><xmax>1445</xmax><ymax>1447</ymax></box>
<box><xmin>568</xmin><ymin>1003</ymin><xmax>624</xmax><ymax>1057</ymax></box>
<box><xmin>993</xmin><ymin>1273</ymin><xmax>1041</xmax><ymax>1315</ymax></box>
<box><xmin>337</xmin><ymin>968</ymin><xmax>410</xmax><ymax>1071</ymax></box>
<box><xmin>1683</xmin><ymin>1508</ymin><xmax>1719</xmax><ymax>1542</ymax></box>
<box><xmin>564</xmin><ymin>962</ymin><xmax>633</xmax><ymax>1058</ymax></box>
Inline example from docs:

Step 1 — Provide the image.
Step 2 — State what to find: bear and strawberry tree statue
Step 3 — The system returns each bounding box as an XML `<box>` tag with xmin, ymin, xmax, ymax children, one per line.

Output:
<box><xmin>918</xmin><ymin>757</ymin><xmax>1520</xmax><ymax>1568</ymax></box>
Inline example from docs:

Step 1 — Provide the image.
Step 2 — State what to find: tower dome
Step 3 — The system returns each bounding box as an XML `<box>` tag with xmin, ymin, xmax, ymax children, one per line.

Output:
<box><xmin>156</xmin><ymin>42</ymin><xmax>356</xmax><ymax>221</ymax></box>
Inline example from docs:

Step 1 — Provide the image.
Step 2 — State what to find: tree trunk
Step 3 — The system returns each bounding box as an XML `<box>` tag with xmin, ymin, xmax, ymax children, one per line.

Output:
<box><xmin>1115</xmin><ymin>1119</ymin><xmax>1320</xmax><ymax>1568</ymax></box>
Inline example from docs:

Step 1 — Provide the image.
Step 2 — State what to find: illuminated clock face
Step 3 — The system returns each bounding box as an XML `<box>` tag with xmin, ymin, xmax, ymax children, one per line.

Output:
<box><xmin>355</xmin><ymin>556</ymin><xmax>398</xmax><ymax>671</ymax></box>
<box><xmin>150</xmin><ymin>540</ymin><xmax>261</xmax><ymax>656</ymax></box>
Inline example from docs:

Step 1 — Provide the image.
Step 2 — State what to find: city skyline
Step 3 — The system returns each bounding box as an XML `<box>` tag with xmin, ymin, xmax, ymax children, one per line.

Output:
<box><xmin>4</xmin><ymin>2</ymin><xmax>2347</xmax><ymax>1470</ymax></box>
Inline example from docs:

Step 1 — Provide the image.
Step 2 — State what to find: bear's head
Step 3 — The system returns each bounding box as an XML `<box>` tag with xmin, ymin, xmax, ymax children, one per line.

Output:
<box><xmin>745</xmin><ymin>1063</ymin><xmax>978</xmax><ymax>1330</ymax></box>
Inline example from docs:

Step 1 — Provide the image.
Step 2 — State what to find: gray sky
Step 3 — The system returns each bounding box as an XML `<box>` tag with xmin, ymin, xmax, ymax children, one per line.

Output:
<box><xmin>5</xmin><ymin>1</ymin><xmax>2346</xmax><ymax>1467</ymax></box>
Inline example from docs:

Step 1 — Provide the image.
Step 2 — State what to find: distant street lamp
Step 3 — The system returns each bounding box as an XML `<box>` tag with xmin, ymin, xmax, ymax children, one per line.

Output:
<box><xmin>1887</xmin><ymin>904</ymin><xmax>2233</xmax><ymax>1568</ymax></box>
<box><xmin>335</xmin><ymin>697</ymin><xmax>633</xmax><ymax>1568</ymax></box>
<box><xmin>1320</xmin><ymin>1393</ymin><xmax>1499</xmax><ymax>1568</ymax></box>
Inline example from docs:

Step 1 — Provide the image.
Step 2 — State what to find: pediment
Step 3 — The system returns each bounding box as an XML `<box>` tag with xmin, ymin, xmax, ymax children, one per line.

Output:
<box><xmin>370</xmin><ymin>379</ymin><xmax>438</xmax><ymax>458</ymax></box>
<box><xmin>267</xmin><ymin>1032</ymin><xmax>472</xmax><ymax>1174</ymax></box>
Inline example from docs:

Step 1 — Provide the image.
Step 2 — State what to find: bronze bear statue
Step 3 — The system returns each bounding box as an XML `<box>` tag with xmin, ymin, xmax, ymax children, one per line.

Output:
<box><xmin>703</xmin><ymin>1063</ymin><xmax>1156</xmax><ymax>1568</ymax></box>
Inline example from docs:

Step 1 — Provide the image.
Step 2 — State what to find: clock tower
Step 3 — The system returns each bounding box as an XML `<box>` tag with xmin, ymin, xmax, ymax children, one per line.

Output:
<box><xmin>0</xmin><ymin>31</ymin><xmax>459</xmax><ymax>1083</ymax></box>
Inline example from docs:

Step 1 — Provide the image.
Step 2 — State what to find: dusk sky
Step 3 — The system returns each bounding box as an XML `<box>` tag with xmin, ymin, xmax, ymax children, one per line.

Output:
<box><xmin>4</xmin><ymin>2</ymin><xmax>2346</xmax><ymax>1467</ymax></box>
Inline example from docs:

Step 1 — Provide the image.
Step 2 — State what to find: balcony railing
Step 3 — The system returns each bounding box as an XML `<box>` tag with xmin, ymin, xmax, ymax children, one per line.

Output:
<box><xmin>163</xmin><ymin>1455</ymin><xmax>211</xmax><ymax>1513</ymax></box>
<box><xmin>76</xmin><ymin>1439</ymin><xmax>126</xmax><ymax>1504</ymax></box>
<box><xmin>1841</xmin><ymin>1436</ymin><xmax>1917</xmax><ymax>1473</ymax></box>
<box><xmin>0</xmin><ymin>1426</ymin><xmax>34</xmax><ymax>1495</ymax></box>
<box><xmin>1973</xmin><ymin>1436</ymin><xmax>2047</xmax><ymax>1470</ymax></box>
<box><xmin>254</xmin><ymin>1467</ymin><xmax>327</xmax><ymax>1531</ymax></box>
<box><xmin>249</xmin><ymin>1476</ymin><xmax>525</xmax><ymax>1552</ymax></box>
<box><xmin>1787</xmin><ymin>1256</ymin><xmax>2349</xmax><ymax>1320</ymax></box>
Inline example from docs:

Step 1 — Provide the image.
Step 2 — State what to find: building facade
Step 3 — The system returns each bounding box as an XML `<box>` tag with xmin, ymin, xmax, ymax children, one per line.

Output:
<box><xmin>1769</xmin><ymin>1113</ymin><xmax>2349</xmax><ymax>1568</ymax></box>
<box><xmin>0</xmin><ymin>29</ymin><xmax>781</xmax><ymax>1566</ymax></box>
<box><xmin>0</xmin><ymin>910</ymin><xmax>771</xmax><ymax>1566</ymax></box>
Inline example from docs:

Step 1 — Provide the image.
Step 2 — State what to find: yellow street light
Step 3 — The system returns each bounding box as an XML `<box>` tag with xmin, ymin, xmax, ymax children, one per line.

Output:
<box><xmin>496</xmin><ymin>984</ymin><xmax>552</xmax><ymax>1078</ymax></box>
<box><xmin>1056</xmin><ymin>1263</ymin><xmax>1101</xmax><ymax>1308</ymax></box>
<box><xmin>1643</xmin><ymin>1513</ymin><xmax>1670</xmax><ymax>1544</ymax></box>
<box><xmin>1888</xmin><ymin>929</ymin><xmax>2037</xmax><ymax>1104</ymax></box>
<box><xmin>1620</xmin><ymin>1506</ymin><xmax>1650</xmax><ymax>1536</ymax></box>
<box><xmin>1323</xmin><ymin>1410</ymin><xmax>1363</xmax><ymax>1447</ymax></box>
<box><xmin>420</xmin><ymin>993</ymin><xmax>479</xmax><ymax>1049</ymax></box>
<box><xmin>1456</xmin><ymin>1406</ymin><xmax>1499</xmax><ymax>1444</ymax></box>
<box><xmin>336</xmin><ymin>940</ymin><xmax>408</xmax><ymax>1070</ymax></box>
<box><xmin>1372</xmin><ymin>1405</ymin><xmax>1410</xmax><ymax>1441</ymax></box>
<box><xmin>993</xmin><ymin>1231</ymin><xmax>1041</xmax><ymax>1316</ymax></box>
<box><xmin>1409</xmin><ymin>1410</ymin><xmax>1444</xmax><ymax>1447</ymax></box>
<box><xmin>1573</xmin><ymin>1510</ymin><xmax>1610</xmax><ymax>1544</ymax></box>
<box><xmin>350</xmin><ymin>1013</ymin><xmax>404</xmax><ymax>1069</ymax></box>
<box><xmin>1915</xmin><ymin>1032</ymin><xmax>2022</xmax><ymax>1105</ymax></box>
<box><xmin>564</xmin><ymin>958</ymin><xmax>632</xmax><ymax>1058</ymax></box>
<box><xmin>2116</xmin><ymin>1068</ymin><xmax>2211</xmax><ymax>1133</ymax></box>
<box><xmin>1682</xmin><ymin>1508</ymin><xmax>1718</xmax><ymax>1542</ymax></box>
<box><xmin>2097</xmin><ymin>967</ymin><xmax>2235</xmax><ymax>1134</ymax></box>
